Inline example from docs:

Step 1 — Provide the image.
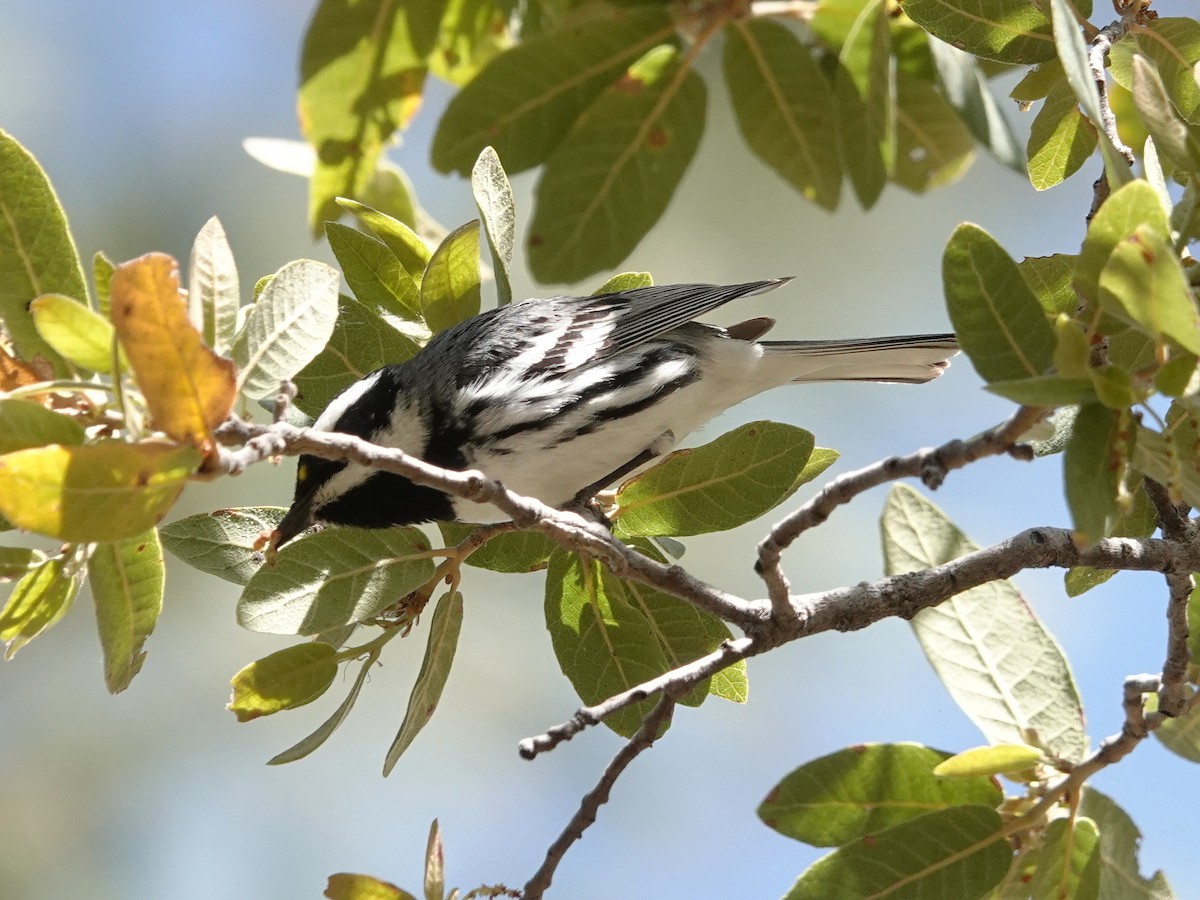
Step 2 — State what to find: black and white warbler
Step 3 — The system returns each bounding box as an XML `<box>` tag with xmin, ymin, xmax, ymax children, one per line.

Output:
<box><xmin>274</xmin><ymin>278</ymin><xmax>956</xmax><ymax>546</ymax></box>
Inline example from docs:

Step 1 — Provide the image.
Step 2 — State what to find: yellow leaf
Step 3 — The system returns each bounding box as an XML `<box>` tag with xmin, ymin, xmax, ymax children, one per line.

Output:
<box><xmin>324</xmin><ymin>873</ymin><xmax>414</xmax><ymax>900</ymax></box>
<box><xmin>0</xmin><ymin>344</ymin><xmax>50</xmax><ymax>392</ymax></box>
<box><xmin>0</xmin><ymin>440</ymin><xmax>199</xmax><ymax>541</ymax></box>
<box><xmin>110</xmin><ymin>254</ymin><xmax>236</xmax><ymax>457</ymax></box>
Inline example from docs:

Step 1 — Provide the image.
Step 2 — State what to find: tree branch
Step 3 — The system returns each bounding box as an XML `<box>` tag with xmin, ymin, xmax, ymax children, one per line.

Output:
<box><xmin>1143</xmin><ymin>479</ymin><xmax>1194</xmax><ymax>716</ymax></box>
<box><xmin>521</xmin><ymin>695</ymin><xmax>677</xmax><ymax>900</ymax></box>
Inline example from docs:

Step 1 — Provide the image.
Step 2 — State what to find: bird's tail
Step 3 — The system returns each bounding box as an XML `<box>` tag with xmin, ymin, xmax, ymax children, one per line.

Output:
<box><xmin>760</xmin><ymin>334</ymin><xmax>959</xmax><ymax>384</ymax></box>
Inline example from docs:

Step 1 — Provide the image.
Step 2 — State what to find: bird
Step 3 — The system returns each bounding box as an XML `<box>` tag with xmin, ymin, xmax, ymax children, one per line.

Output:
<box><xmin>273</xmin><ymin>278</ymin><xmax>956</xmax><ymax>547</ymax></box>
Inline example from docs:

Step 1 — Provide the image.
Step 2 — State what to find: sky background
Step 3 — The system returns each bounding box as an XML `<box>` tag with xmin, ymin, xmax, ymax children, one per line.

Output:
<box><xmin>1</xmin><ymin>2</ymin><xmax>1196</xmax><ymax>899</ymax></box>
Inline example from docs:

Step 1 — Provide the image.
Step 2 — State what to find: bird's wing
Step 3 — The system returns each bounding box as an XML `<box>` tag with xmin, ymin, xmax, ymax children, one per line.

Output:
<box><xmin>514</xmin><ymin>278</ymin><xmax>791</xmax><ymax>376</ymax></box>
<box><xmin>596</xmin><ymin>278</ymin><xmax>791</xmax><ymax>356</ymax></box>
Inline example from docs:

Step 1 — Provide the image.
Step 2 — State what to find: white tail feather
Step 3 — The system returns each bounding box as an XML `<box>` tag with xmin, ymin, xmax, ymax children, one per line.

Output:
<box><xmin>760</xmin><ymin>335</ymin><xmax>959</xmax><ymax>385</ymax></box>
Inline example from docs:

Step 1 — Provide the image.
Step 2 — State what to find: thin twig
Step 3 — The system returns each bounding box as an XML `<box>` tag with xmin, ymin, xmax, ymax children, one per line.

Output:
<box><xmin>1086</xmin><ymin>20</ymin><xmax>1135</xmax><ymax>220</ymax></box>
<box><xmin>1143</xmin><ymin>479</ymin><xmax>1195</xmax><ymax>716</ymax></box>
<box><xmin>522</xmin><ymin>695</ymin><xmax>677</xmax><ymax>900</ymax></box>
<box><xmin>755</xmin><ymin>406</ymin><xmax>1048</xmax><ymax>616</ymax></box>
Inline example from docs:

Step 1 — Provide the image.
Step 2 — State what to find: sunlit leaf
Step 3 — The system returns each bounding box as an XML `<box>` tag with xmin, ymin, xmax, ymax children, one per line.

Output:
<box><xmin>943</xmin><ymin>223</ymin><xmax>1055</xmax><ymax>383</ymax></box>
<box><xmin>1076</xmin><ymin>179</ymin><xmax>1170</xmax><ymax>305</ymax></box>
<box><xmin>898</xmin><ymin>0</ymin><xmax>1087</xmax><ymax>63</ymax></box>
<box><xmin>1080</xmin><ymin>787</ymin><xmax>1174</xmax><ymax>898</ymax></box>
<box><xmin>882</xmin><ymin>485</ymin><xmax>1088</xmax><ymax>762</ymax></box>
<box><xmin>1133</xmin><ymin>18</ymin><xmax>1200</xmax><ymax>125</ymax></box>
<box><xmin>472</xmin><ymin>147</ymin><xmax>515</xmax><ymax>307</ymax></box>
<box><xmin>1029</xmin><ymin>817</ymin><xmax>1100</xmax><ymax>899</ymax></box>
<box><xmin>1098</xmin><ymin>224</ymin><xmax>1200</xmax><ymax>355</ymax></box>
<box><xmin>613</xmin><ymin>421</ymin><xmax>817</xmax><ymax>537</ymax></box>
<box><xmin>325</xmin><ymin>873</ymin><xmax>416</xmax><ymax>900</ymax></box>
<box><xmin>339</xmin><ymin>198</ymin><xmax>432</xmax><ymax>283</ymax></box>
<box><xmin>110</xmin><ymin>253</ymin><xmax>237</xmax><ymax>455</ymax></box>
<box><xmin>832</xmin><ymin>0</ymin><xmax>892</xmax><ymax>209</ymax></box>
<box><xmin>724</xmin><ymin>19</ymin><xmax>841</xmax><ymax>211</ymax></box>
<box><xmin>238</xmin><ymin>526</ymin><xmax>435</xmax><ymax>635</ymax></box>
<box><xmin>89</xmin><ymin>529</ymin><xmax>164</xmax><ymax>693</ymax></box>
<box><xmin>1019</xmin><ymin>253</ymin><xmax>1078</xmax><ymax>316</ymax></box>
<box><xmin>783</xmin><ymin>806</ymin><xmax>1010</xmax><ymax>899</ymax></box>
<box><xmin>431</xmin><ymin>8</ymin><xmax>674</xmax><ymax>176</ymax></box>
<box><xmin>326</xmin><ymin>223</ymin><xmax>423</xmax><ymax>322</ymax></box>
<box><xmin>0</xmin><ymin>129</ymin><xmax>86</xmax><ymax>376</ymax></box>
<box><xmin>0</xmin><ymin>546</ymin><xmax>46</xmax><ymax>582</ymax></box>
<box><xmin>932</xmin><ymin>743</ymin><xmax>1042</xmax><ymax>777</ymax></box>
<box><xmin>528</xmin><ymin>45</ymin><xmax>706</xmax><ymax>283</ymax></box>
<box><xmin>293</xmin><ymin>294</ymin><xmax>421</xmax><ymax>418</ymax></box>
<box><xmin>383</xmin><ymin>590</ymin><xmax>463</xmax><ymax>775</ymax></box>
<box><xmin>760</xmin><ymin>743</ymin><xmax>1002</xmax><ymax>847</ymax></box>
<box><xmin>421</xmin><ymin>220</ymin><xmax>481</xmax><ymax>333</ymax></box>
<box><xmin>268</xmin><ymin>647</ymin><xmax>375</xmax><ymax>765</ymax></box>
<box><xmin>0</xmin><ymin>441</ymin><xmax>199</xmax><ymax>542</ymax></box>
<box><xmin>0</xmin><ymin>556</ymin><xmax>80</xmax><ymax>658</ymax></box>
<box><xmin>30</xmin><ymin>293</ymin><xmax>121</xmax><ymax>374</ymax></box>
<box><xmin>1027</xmin><ymin>78</ymin><xmax>1097</xmax><ymax>190</ymax></box>
<box><xmin>187</xmin><ymin>216</ymin><xmax>240</xmax><ymax>355</ymax></box>
<box><xmin>298</xmin><ymin>0</ymin><xmax>440</xmax><ymax>231</ymax></box>
<box><xmin>594</xmin><ymin>271</ymin><xmax>652</xmax><ymax>293</ymax></box>
<box><xmin>430</xmin><ymin>0</ymin><xmax>510</xmax><ymax>86</ymax></box>
<box><xmin>232</xmin><ymin>259</ymin><xmax>340</xmax><ymax>399</ymax></box>
<box><xmin>228</xmin><ymin>642</ymin><xmax>338</xmax><ymax>721</ymax></box>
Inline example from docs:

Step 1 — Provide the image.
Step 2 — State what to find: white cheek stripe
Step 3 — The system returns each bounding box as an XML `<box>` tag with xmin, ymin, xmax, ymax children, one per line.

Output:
<box><xmin>314</xmin><ymin>370</ymin><xmax>383</xmax><ymax>431</ymax></box>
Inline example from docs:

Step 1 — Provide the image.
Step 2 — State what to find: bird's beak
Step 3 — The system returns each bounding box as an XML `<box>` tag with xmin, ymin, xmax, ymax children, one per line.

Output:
<box><xmin>274</xmin><ymin>487</ymin><xmax>318</xmax><ymax>549</ymax></box>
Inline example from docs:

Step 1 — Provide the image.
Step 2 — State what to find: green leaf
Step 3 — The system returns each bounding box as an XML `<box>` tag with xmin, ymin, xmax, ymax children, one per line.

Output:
<box><xmin>237</xmin><ymin>526</ymin><xmax>435</xmax><ymax>635</ymax></box>
<box><xmin>421</xmin><ymin>220</ymin><xmax>481</xmax><ymax>333</ymax></box>
<box><xmin>325</xmin><ymin>873</ymin><xmax>416</xmax><ymax>900</ymax></box>
<box><xmin>159</xmin><ymin>506</ymin><xmax>285</xmax><ymax>585</ymax></box>
<box><xmin>298</xmin><ymin>0</ymin><xmax>439</xmax><ymax>231</ymax></box>
<box><xmin>339</xmin><ymin>198</ymin><xmax>432</xmax><ymax>281</ymax></box>
<box><xmin>1048</xmin><ymin>0</ymin><xmax>1133</xmax><ymax>190</ymax></box>
<box><xmin>293</xmin><ymin>294</ymin><xmax>421</xmax><ymax>418</ymax></box>
<box><xmin>326</xmin><ymin>222</ymin><xmax>422</xmax><ymax>321</ymax></box>
<box><xmin>29</xmin><ymin>293</ymin><xmax>120</xmax><ymax>374</ymax></box>
<box><xmin>546</xmin><ymin>550</ymin><xmax>739</xmax><ymax>736</ymax></box>
<box><xmin>187</xmin><ymin>216</ymin><xmax>240</xmax><ymax>355</ymax></box>
<box><xmin>93</xmin><ymin>251</ymin><xmax>115</xmax><ymax>318</ymax></box>
<box><xmin>1076</xmin><ymin>179</ymin><xmax>1170</xmax><ymax>306</ymax></box>
<box><xmin>1011</xmin><ymin>58</ymin><xmax>1066</xmax><ymax>103</ymax></box>
<box><xmin>0</xmin><ymin>546</ymin><xmax>46</xmax><ymax>582</ymax></box>
<box><xmin>1019</xmin><ymin>253</ymin><xmax>1079</xmax><ymax>316</ymax></box>
<box><xmin>929</xmin><ymin>41</ymin><xmax>1024</xmax><ymax>174</ymax></box>
<box><xmin>613</xmin><ymin>421</ymin><xmax>817</xmax><ymax>538</ymax></box>
<box><xmin>0</xmin><ymin>398</ymin><xmax>85</xmax><ymax>454</ymax></box>
<box><xmin>228</xmin><ymin>642</ymin><xmax>338</xmax><ymax>721</ymax></box>
<box><xmin>438</xmin><ymin>522</ymin><xmax>555</xmax><ymax>573</ymax></box>
<box><xmin>0</xmin><ymin>129</ymin><xmax>86</xmax><ymax>376</ymax></box>
<box><xmin>932</xmin><ymin>743</ymin><xmax>1042</xmax><ymax>777</ymax></box>
<box><xmin>1030</xmin><ymin>816</ymin><xmax>1100</xmax><ymax>900</ymax></box>
<box><xmin>1133</xmin><ymin>18</ymin><xmax>1200</xmax><ymax>125</ymax></box>
<box><xmin>1064</xmin><ymin>403</ymin><xmax>1122</xmax><ymax>545</ymax></box>
<box><xmin>985</xmin><ymin>375</ymin><xmax>1093</xmax><ymax>407</ymax></box>
<box><xmin>383</xmin><ymin>590</ymin><xmax>463</xmax><ymax>775</ymax></box>
<box><xmin>898</xmin><ymin>0</ymin><xmax>1083</xmax><ymax>64</ymax></box>
<box><xmin>0</xmin><ymin>441</ymin><xmax>199</xmax><ymax>542</ymax></box>
<box><xmin>528</xmin><ymin>45</ymin><xmax>706</xmax><ymax>284</ymax></box>
<box><xmin>594</xmin><ymin>271</ymin><xmax>652</xmax><ymax>293</ymax></box>
<box><xmin>724</xmin><ymin>19</ymin><xmax>841</xmax><ymax>211</ymax></box>
<box><xmin>1133</xmin><ymin>419</ymin><xmax>1200</xmax><ymax>510</ymax></box>
<box><xmin>430</xmin><ymin>0</ymin><xmax>510</xmax><ymax>87</ymax></box>
<box><xmin>1065</xmin><ymin>479</ymin><xmax>1155</xmax><ymax>596</ymax></box>
<box><xmin>882</xmin><ymin>485</ymin><xmax>1088</xmax><ymax>762</ymax></box>
<box><xmin>1156</xmin><ymin>690</ymin><xmax>1200</xmax><ymax>763</ymax></box>
<box><xmin>471</xmin><ymin>147</ymin><xmax>515</xmax><ymax>307</ymax></box>
<box><xmin>1027</xmin><ymin>78</ymin><xmax>1098</xmax><ymax>190</ymax></box>
<box><xmin>232</xmin><ymin>259</ymin><xmax>341</xmax><ymax>399</ymax></box>
<box><xmin>943</xmin><ymin>223</ymin><xmax>1055</xmax><ymax>383</ymax></box>
<box><xmin>1132</xmin><ymin>55</ymin><xmax>1200</xmax><ymax>173</ymax></box>
<box><xmin>424</xmin><ymin>819</ymin><xmax>446</xmax><ymax>900</ymax></box>
<box><xmin>893</xmin><ymin>69</ymin><xmax>976</xmax><ymax>192</ymax></box>
<box><xmin>783</xmin><ymin>806</ymin><xmax>1011</xmax><ymax>900</ymax></box>
<box><xmin>832</xmin><ymin>0</ymin><xmax>892</xmax><ymax>209</ymax></box>
<box><xmin>1079</xmin><ymin>787</ymin><xmax>1173</xmax><ymax>899</ymax></box>
<box><xmin>89</xmin><ymin>529</ymin><xmax>164</xmax><ymax>693</ymax></box>
<box><xmin>0</xmin><ymin>556</ymin><xmax>80</xmax><ymax>658</ymax></box>
<box><xmin>431</xmin><ymin>8</ymin><xmax>674</xmax><ymax>176</ymax></box>
<box><xmin>1098</xmin><ymin>225</ymin><xmax>1200</xmax><ymax>355</ymax></box>
<box><xmin>759</xmin><ymin>743</ymin><xmax>1002</xmax><ymax>847</ymax></box>
<box><xmin>268</xmin><ymin>647</ymin><xmax>375</xmax><ymax>765</ymax></box>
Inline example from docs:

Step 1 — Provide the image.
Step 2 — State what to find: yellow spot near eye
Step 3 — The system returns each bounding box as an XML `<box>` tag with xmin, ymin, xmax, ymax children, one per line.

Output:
<box><xmin>297</xmin><ymin>463</ymin><xmax>308</xmax><ymax>483</ymax></box>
